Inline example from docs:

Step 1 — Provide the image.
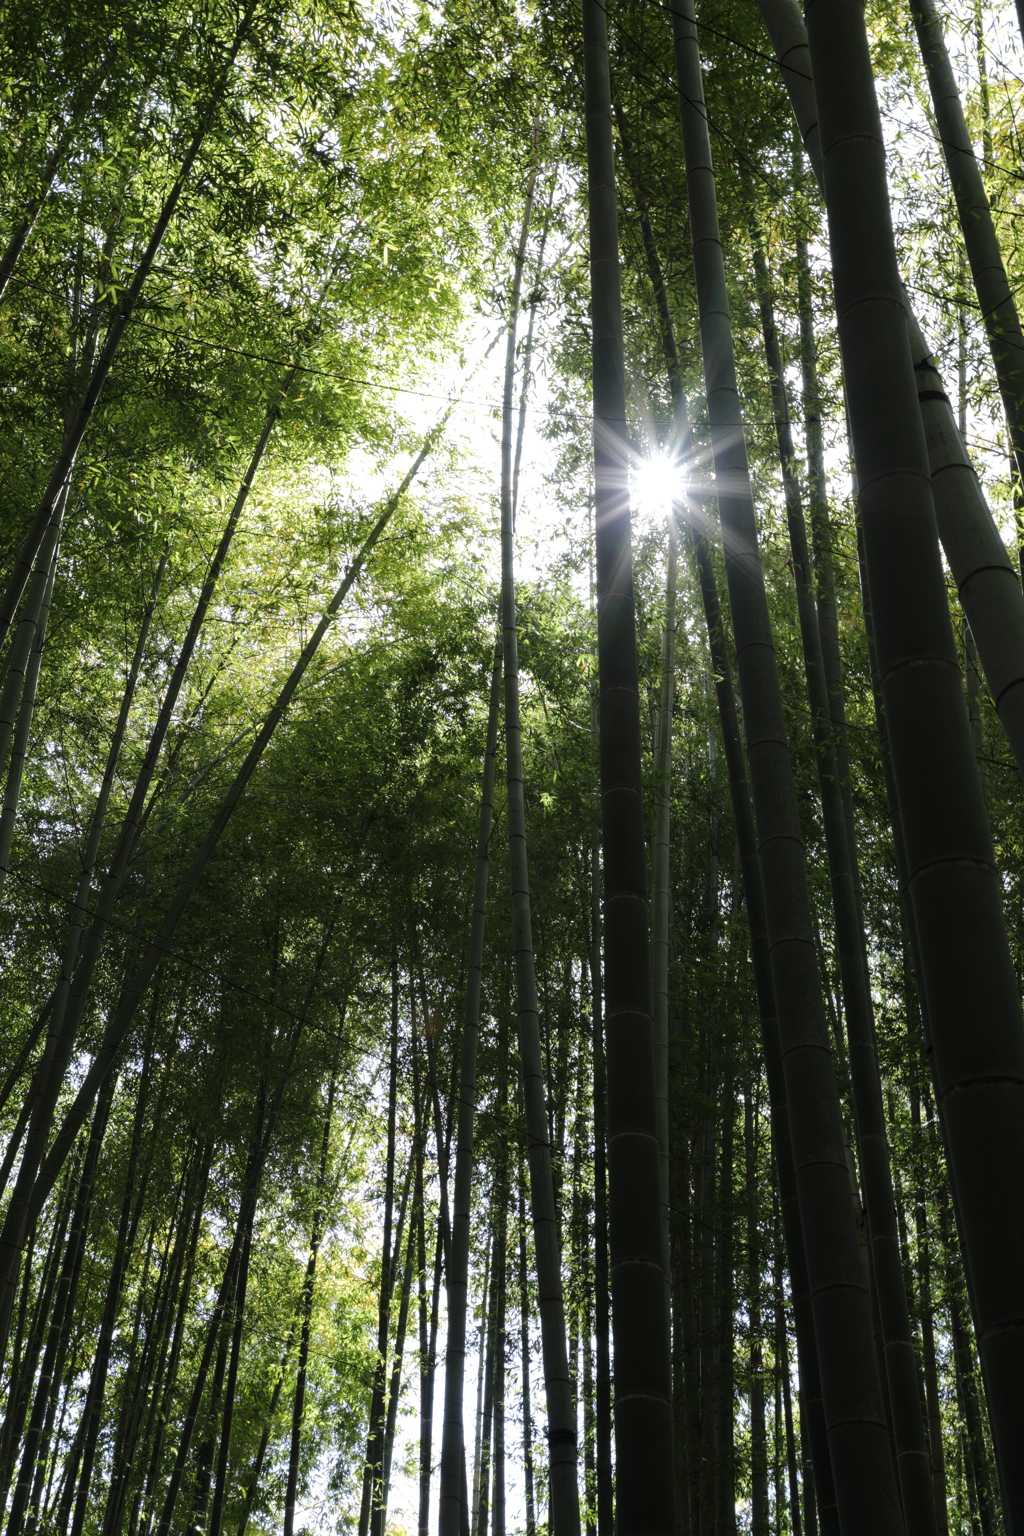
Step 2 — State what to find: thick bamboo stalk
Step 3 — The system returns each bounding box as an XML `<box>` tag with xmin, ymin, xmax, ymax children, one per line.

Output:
<box><xmin>750</xmin><ymin>220</ymin><xmax>937</xmax><ymax>1534</ymax></box>
<box><xmin>756</xmin><ymin>0</ymin><xmax>1024</xmax><ymax>788</ymax></box>
<box><xmin>803</xmin><ymin>0</ymin><xmax>1024</xmax><ymax>1519</ymax></box>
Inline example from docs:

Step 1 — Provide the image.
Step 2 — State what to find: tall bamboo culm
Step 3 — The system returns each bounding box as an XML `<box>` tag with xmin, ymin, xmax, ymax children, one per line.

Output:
<box><xmin>750</xmin><ymin>223</ymin><xmax>937</xmax><ymax>1536</ymax></box>
<box><xmin>756</xmin><ymin>0</ymin><xmax>1024</xmax><ymax>788</ymax></box>
<box><xmin>437</xmin><ymin>636</ymin><xmax>503</xmax><ymax>1536</ymax></box>
<box><xmin>498</xmin><ymin>163</ymin><xmax>580</xmax><ymax>1536</ymax></box>
<box><xmin>580</xmin><ymin>4</ymin><xmax>676</xmax><ymax>1532</ymax></box>
<box><xmin>668</xmin><ymin>0</ymin><xmax>903</xmax><ymax>1527</ymax></box>
<box><xmin>804</xmin><ymin>0</ymin><xmax>1024</xmax><ymax>1520</ymax></box>
<box><xmin>613</xmin><ymin>122</ymin><xmax>839</xmax><ymax>1535</ymax></box>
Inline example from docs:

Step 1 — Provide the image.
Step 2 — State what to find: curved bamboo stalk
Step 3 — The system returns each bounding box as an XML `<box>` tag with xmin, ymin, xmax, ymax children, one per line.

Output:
<box><xmin>909</xmin><ymin>0</ymin><xmax>1024</xmax><ymax>515</ymax></box>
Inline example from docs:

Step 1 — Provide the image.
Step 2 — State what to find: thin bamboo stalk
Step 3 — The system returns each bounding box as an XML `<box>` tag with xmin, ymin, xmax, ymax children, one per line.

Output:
<box><xmin>497</xmin><ymin>159</ymin><xmax>579</xmax><ymax>1536</ymax></box>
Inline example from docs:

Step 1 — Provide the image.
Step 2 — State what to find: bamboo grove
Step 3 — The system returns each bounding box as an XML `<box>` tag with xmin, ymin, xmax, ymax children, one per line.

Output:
<box><xmin>2</xmin><ymin>0</ymin><xmax>1024</xmax><ymax>1530</ymax></box>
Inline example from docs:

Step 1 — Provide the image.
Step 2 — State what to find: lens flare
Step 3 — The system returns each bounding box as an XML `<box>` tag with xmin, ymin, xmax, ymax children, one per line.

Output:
<box><xmin>631</xmin><ymin>452</ymin><xmax>683</xmax><ymax>519</ymax></box>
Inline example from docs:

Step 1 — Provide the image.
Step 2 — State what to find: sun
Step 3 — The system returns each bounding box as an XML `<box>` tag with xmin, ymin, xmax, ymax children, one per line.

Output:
<box><xmin>631</xmin><ymin>451</ymin><xmax>684</xmax><ymax>521</ymax></box>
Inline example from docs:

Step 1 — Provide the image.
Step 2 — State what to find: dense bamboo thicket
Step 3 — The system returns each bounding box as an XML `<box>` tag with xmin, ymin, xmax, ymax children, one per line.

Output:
<box><xmin>2</xmin><ymin>0</ymin><xmax>1023</xmax><ymax>1533</ymax></box>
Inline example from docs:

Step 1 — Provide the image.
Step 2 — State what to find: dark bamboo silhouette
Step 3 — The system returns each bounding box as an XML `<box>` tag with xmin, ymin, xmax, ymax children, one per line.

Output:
<box><xmin>580</xmin><ymin>5</ymin><xmax>675</xmax><ymax>1528</ymax></box>
<box><xmin>614</xmin><ymin>109</ymin><xmax>840</xmax><ymax>1536</ymax></box>
<box><xmin>803</xmin><ymin>0</ymin><xmax>1024</xmax><ymax>1519</ymax></box>
<box><xmin>669</xmin><ymin>0</ymin><xmax>903</xmax><ymax>1525</ymax></box>
<box><xmin>756</xmin><ymin>0</ymin><xmax>1024</xmax><ymax>787</ymax></box>
<box><xmin>749</xmin><ymin>215</ymin><xmax>937</xmax><ymax>1534</ymax></box>
<box><xmin>438</xmin><ymin>633</ymin><xmax>502</xmax><ymax>1536</ymax></box>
